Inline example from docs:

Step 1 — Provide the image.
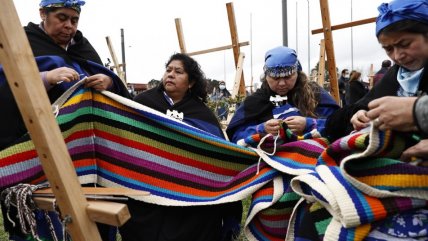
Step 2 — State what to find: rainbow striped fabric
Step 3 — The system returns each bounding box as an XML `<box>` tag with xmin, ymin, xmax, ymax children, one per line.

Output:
<box><xmin>1</xmin><ymin>83</ymin><xmax>427</xmax><ymax>241</ymax></box>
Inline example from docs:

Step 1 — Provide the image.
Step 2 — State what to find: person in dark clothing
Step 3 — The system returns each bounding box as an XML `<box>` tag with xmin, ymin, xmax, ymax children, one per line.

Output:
<box><xmin>0</xmin><ymin>1</ymin><xmax>130</xmax><ymax>240</ymax></box>
<box><xmin>324</xmin><ymin>0</ymin><xmax>428</xmax><ymax>141</ymax></box>
<box><xmin>226</xmin><ymin>46</ymin><xmax>339</xmax><ymax>143</ymax></box>
<box><xmin>296</xmin><ymin>0</ymin><xmax>428</xmax><ymax>239</ymax></box>
<box><xmin>119</xmin><ymin>53</ymin><xmax>242</xmax><ymax>241</ymax></box>
<box><xmin>211</xmin><ymin>80</ymin><xmax>232</xmax><ymax>120</ymax></box>
<box><xmin>372</xmin><ymin>59</ymin><xmax>392</xmax><ymax>86</ymax></box>
<box><xmin>338</xmin><ymin>69</ymin><xmax>350</xmax><ymax>106</ymax></box>
<box><xmin>346</xmin><ymin>71</ymin><xmax>368</xmax><ymax>105</ymax></box>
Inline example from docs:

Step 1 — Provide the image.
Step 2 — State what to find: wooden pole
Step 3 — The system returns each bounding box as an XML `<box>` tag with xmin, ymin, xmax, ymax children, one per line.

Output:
<box><xmin>312</xmin><ymin>17</ymin><xmax>376</xmax><ymax>35</ymax></box>
<box><xmin>317</xmin><ymin>39</ymin><xmax>326</xmax><ymax>87</ymax></box>
<box><xmin>106</xmin><ymin>36</ymin><xmax>127</xmax><ymax>86</ymax></box>
<box><xmin>175</xmin><ymin>18</ymin><xmax>187</xmax><ymax>54</ymax></box>
<box><xmin>0</xmin><ymin>1</ymin><xmax>101</xmax><ymax>240</ymax></box>
<box><xmin>319</xmin><ymin>0</ymin><xmax>340</xmax><ymax>103</ymax></box>
<box><xmin>226</xmin><ymin>2</ymin><xmax>246</xmax><ymax>97</ymax></box>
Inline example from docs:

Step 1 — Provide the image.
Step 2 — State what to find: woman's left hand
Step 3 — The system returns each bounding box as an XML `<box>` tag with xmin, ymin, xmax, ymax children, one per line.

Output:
<box><xmin>284</xmin><ymin>116</ymin><xmax>306</xmax><ymax>135</ymax></box>
<box><xmin>84</xmin><ymin>74</ymin><xmax>113</xmax><ymax>91</ymax></box>
<box><xmin>400</xmin><ymin>139</ymin><xmax>428</xmax><ymax>166</ymax></box>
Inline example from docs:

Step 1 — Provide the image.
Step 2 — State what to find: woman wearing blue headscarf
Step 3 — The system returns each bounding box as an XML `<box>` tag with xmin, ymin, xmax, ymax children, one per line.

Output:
<box><xmin>298</xmin><ymin>0</ymin><xmax>428</xmax><ymax>240</ymax></box>
<box><xmin>324</xmin><ymin>0</ymin><xmax>428</xmax><ymax>142</ymax></box>
<box><xmin>226</xmin><ymin>46</ymin><xmax>339</xmax><ymax>143</ymax></box>
<box><xmin>0</xmin><ymin>1</ymin><xmax>129</xmax><ymax>241</ymax></box>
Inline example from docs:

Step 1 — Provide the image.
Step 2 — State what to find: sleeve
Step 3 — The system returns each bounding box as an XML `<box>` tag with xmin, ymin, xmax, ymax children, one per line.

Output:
<box><xmin>414</xmin><ymin>95</ymin><xmax>428</xmax><ymax>135</ymax></box>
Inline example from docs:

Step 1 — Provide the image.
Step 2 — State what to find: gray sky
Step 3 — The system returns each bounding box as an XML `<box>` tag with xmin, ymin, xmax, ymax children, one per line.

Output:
<box><xmin>13</xmin><ymin>0</ymin><xmax>389</xmax><ymax>89</ymax></box>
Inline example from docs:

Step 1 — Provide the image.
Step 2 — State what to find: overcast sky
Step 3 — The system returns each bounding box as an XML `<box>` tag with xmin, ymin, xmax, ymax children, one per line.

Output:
<box><xmin>13</xmin><ymin>0</ymin><xmax>389</xmax><ymax>89</ymax></box>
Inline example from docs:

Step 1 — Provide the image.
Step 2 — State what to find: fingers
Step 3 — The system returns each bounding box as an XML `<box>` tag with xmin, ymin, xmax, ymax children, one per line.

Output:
<box><xmin>351</xmin><ymin>110</ymin><xmax>370</xmax><ymax>130</ymax></box>
<box><xmin>84</xmin><ymin>75</ymin><xmax>112</xmax><ymax>91</ymax></box>
<box><xmin>265</xmin><ymin>119</ymin><xmax>281</xmax><ymax>134</ymax></box>
<box><xmin>47</xmin><ymin>67</ymin><xmax>79</xmax><ymax>85</ymax></box>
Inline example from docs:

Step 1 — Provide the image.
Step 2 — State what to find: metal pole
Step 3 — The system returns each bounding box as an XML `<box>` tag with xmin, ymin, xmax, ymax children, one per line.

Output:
<box><xmin>296</xmin><ymin>1</ymin><xmax>298</xmax><ymax>53</ymax></box>
<box><xmin>307</xmin><ymin>0</ymin><xmax>310</xmax><ymax>75</ymax></box>
<box><xmin>282</xmin><ymin>0</ymin><xmax>288</xmax><ymax>46</ymax></box>
<box><xmin>121</xmin><ymin>28</ymin><xmax>127</xmax><ymax>82</ymax></box>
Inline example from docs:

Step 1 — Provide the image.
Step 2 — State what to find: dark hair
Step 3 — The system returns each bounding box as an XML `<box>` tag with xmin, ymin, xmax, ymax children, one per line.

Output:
<box><xmin>377</xmin><ymin>19</ymin><xmax>428</xmax><ymax>37</ymax></box>
<box><xmin>349</xmin><ymin>71</ymin><xmax>361</xmax><ymax>82</ymax></box>
<box><xmin>261</xmin><ymin>71</ymin><xmax>319</xmax><ymax>117</ymax></box>
<box><xmin>163</xmin><ymin>53</ymin><xmax>208</xmax><ymax>103</ymax></box>
<box><xmin>381</xmin><ymin>60</ymin><xmax>392</xmax><ymax>68</ymax></box>
<box><xmin>341</xmin><ymin>69</ymin><xmax>349</xmax><ymax>75</ymax></box>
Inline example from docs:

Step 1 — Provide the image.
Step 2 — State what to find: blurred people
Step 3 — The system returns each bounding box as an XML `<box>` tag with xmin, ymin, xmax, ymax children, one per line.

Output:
<box><xmin>373</xmin><ymin>59</ymin><xmax>392</xmax><ymax>86</ymax></box>
<box><xmin>120</xmin><ymin>53</ymin><xmax>242</xmax><ymax>241</ymax></box>
<box><xmin>211</xmin><ymin>80</ymin><xmax>231</xmax><ymax>121</ymax></box>
<box><xmin>346</xmin><ymin>71</ymin><xmax>368</xmax><ymax>105</ymax></box>
<box><xmin>338</xmin><ymin>68</ymin><xmax>350</xmax><ymax>106</ymax></box>
<box><xmin>226</xmin><ymin>46</ymin><xmax>339</xmax><ymax>143</ymax></box>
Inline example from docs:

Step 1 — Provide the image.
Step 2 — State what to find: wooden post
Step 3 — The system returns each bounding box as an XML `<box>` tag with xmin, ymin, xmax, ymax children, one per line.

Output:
<box><xmin>317</xmin><ymin>39</ymin><xmax>326</xmax><ymax>87</ymax></box>
<box><xmin>226</xmin><ymin>2</ymin><xmax>246</xmax><ymax>97</ymax></box>
<box><xmin>105</xmin><ymin>36</ymin><xmax>127</xmax><ymax>86</ymax></box>
<box><xmin>319</xmin><ymin>0</ymin><xmax>340</xmax><ymax>103</ymax></box>
<box><xmin>174</xmin><ymin>3</ymin><xmax>249</xmax><ymax>98</ymax></box>
<box><xmin>175</xmin><ymin>18</ymin><xmax>187</xmax><ymax>54</ymax></box>
<box><xmin>0</xmin><ymin>1</ymin><xmax>104</xmax><ymax>240</ymax></box>
<box><xmin>368</xmin><ymin>63</ymin><xmax>374</xmax><ymax>89</ymax></box>
<box><xmin>312</xmin><ymin>17</ymin><xmax>376</xmax><ymax>34</ymax></box>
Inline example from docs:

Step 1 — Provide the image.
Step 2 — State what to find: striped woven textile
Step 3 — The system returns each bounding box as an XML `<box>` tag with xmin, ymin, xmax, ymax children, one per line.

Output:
<box><xmin>289</xmin><ymin>127</ymin><xmax>428</xmax><ymax>240</ymax></box>
<box><xmin>1</xmin><ymin>81</ymin><xmax>427</xmax><ymax>241</ymax></box>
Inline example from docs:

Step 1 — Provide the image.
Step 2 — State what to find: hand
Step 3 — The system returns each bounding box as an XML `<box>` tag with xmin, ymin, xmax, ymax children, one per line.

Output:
<box><xmin>367</xmin><ymin>96</ymin><xmax>418</xmax><ymax>132</ymax></box>
<box><xmin>400</xmin><ymin>139</ymin><xmax>428</xmax><ymax>166</ymax></box>
<box><xmin>284</xmin><ymin>116</ymin><xmax>306</xmax><ymax>135</ymax></box>
<box><xmin>351</xmin><ymin>110</ymin><xmax>371</xmax><ymax>131</ymax></box>
<box><xmin>264</xmin><ymin>119</ymin><xmax>281</xmax><ymax>135</ymax></box>
<box><xmin>84</xmin><ymin>74</ymin><xmax>113</xmax><ymax>91</ymax></box>
<box><xmin>46</xmin><ymin>67</ymin><xmax>80</xmax><ymax>85</ymax></box>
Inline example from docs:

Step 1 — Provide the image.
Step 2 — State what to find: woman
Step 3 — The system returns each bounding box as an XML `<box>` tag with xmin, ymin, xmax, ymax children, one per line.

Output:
<box><xmin>324</xmin><ymin>0</ymin><xmax>428</xmax><ymax>142</ymax></box>
<box><xmin>297</xmin><ymin>0</ymin><xmax>428</xmax><ymax>239</ymax></box>
<box><xmin>346</xmin><ymin>71</ymin><xmax>368</xmax><ymax>105</ymax></box>
<box><xmin>226</xmin><ymin>46</ymin><xmax>339</xmax><ymax>143</ymax></box>
<box><xmin>0</xmin><ymin>0</ymin><xmax>130</xmax><ymax>150</ymax></box>
<box><xmin>119</xmin><ymin>53</ymin><xmax>242</xmax><ymax>241</ymax></box>
<box><xmin>0</xmin><ymin>1</ymin><xmax>129</xmax><ymax>240</ymax></box>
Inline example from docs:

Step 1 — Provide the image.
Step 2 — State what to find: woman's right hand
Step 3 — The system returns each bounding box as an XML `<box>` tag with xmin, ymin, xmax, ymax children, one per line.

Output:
<box><xmin>351</xmin><ymin>109</ymin><xmax>371</xmax><ymax>131</ymax></box>
<box><xmin>46</xmin><ymin>67</ymin><xmax>80</xmax><ymax>85</ymax></box>
<box><xmin>264</xmin><ymin>119</ymin><xmax>282</xmax><ymax>135</ymax></box>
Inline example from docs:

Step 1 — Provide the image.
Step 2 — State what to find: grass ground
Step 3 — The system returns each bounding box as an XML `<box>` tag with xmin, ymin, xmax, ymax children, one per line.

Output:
<box><xmin>0</xmin><ymin>197</ymin><xmax>251</xmax><ymax>241</ymax></box>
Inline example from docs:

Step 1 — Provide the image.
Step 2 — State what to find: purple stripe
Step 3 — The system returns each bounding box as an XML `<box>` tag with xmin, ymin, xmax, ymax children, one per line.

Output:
<box><xmin>96</xmin><ymin>145</ymin><xmax>260</xmax><ymax>188</ymax></box>
<box><xmin>0</xmin><ymin>166</ymin><xmax>43</xmax><ymax>188</ymax></box>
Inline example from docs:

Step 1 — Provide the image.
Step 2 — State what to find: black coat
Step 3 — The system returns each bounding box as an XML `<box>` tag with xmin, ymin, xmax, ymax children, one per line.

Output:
<box><xmin>324</xmin><ymin>62</ymin><xmax>428</xmax><ymax>141</ymax></box>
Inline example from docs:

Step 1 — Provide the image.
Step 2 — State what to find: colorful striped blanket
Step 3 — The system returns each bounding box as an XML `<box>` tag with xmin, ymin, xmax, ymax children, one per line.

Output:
<box><xmin>1</xmin><ymin>82</ymin><xmax>427</xmax><ymax>241</ymax></box>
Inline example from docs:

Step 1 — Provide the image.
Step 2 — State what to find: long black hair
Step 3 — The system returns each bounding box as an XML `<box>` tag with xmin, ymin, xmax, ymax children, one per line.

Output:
<box><xmin>163</xmin><ymin>53</ymin><xmax>209</xmax><ymax>103</ymax></box>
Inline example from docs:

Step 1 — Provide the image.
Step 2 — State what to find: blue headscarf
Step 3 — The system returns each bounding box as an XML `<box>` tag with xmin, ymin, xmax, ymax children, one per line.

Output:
<box><xmin>376</xmin><ymin>0</ymin><xmax>428</xmax><ymax>36</ymax></box>
<box><xmin>40</xmin><ymin>0</ymin><xmax>86</xmax><ymax>13</ymax></box>
<box><xmin>263</xmin><ymin>46</ymin><xmax>302</xmax><ymax>78</ymax></box>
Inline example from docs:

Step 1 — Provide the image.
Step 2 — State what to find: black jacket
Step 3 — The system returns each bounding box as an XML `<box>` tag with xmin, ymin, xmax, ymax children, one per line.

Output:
<box><xmin>325</xmin><ymin>62</ymin><xmax>428</xmax><ymax>141</ymax></box>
